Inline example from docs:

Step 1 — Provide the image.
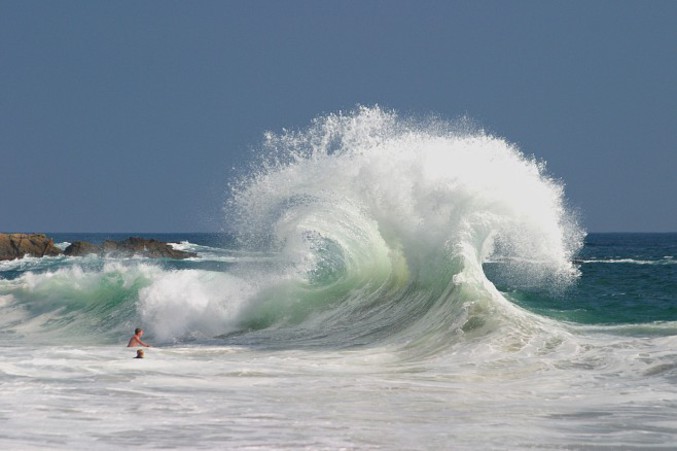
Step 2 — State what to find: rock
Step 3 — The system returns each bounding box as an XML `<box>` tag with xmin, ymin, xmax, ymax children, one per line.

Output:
<box><xmin>3</xmin><ymin>234</ymin><xmax>197</xmax><ymax>260</ymax></box>
<box><xmin>0</xmin><ymin>233</ymin><xmax>63</xmax><ymax>261</ymax></box>
<box><xmin>63</xmin><ymin>241</ymin><xmax>101</xmax><ymax>256</ymax></box>
<box><xmin>66</xmin><ymin>237</ymin><xmax>196</xmax><ymax>259</ymax></box>
<box><xmin>102</xmin><ymin>237</ymin><xmax>196</xmax><ymax>259</ymax></box>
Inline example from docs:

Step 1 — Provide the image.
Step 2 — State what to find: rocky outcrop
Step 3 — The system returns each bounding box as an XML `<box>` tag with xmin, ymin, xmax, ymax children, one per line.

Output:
<box><xmin>64</xmin><ymin>237</ymin><xmax>197</xmax><ymax>259</ymax></box>
<box><xmin>1</xmin><ymin>234</ymin><xmax>197</xmax><ymax>260</ymax></box>
<box><xmin>0</xmin><ymin>233</ymin><xmax>63</xmax><ymax>261</ymax></box>
<box><xmin>62</xmin><ymin>241</ymin><xmax>100</xmax><ymax>257</ymax></box>
<box><xmin>101</xmin><ymin>237</ymin><xmax>197</xmax><ymax>259</ymax></box>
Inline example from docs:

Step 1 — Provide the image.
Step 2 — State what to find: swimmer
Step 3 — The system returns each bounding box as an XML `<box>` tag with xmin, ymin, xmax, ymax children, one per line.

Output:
<box><xmin>127</xmin><ymin>328</ymin><xmax>151</xmax><ymax>347</ymax></box>
<box><xmin>134</xmin><ymin>349</ymin><xmax>145</xmax><ymax>359</ymax></box>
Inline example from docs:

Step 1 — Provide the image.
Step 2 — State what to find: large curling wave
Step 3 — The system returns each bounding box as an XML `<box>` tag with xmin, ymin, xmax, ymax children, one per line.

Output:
<box><xmin>224</xmin><ymin>106</ymin><xmax>584</xmax><ymax>348</ymax></box>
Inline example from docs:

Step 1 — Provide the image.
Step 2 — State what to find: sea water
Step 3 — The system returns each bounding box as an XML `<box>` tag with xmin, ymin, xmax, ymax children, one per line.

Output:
<box><xmin>1</xmin><ymin>107</ymin><xmax>676</xmax><ymax>449</ymax></box>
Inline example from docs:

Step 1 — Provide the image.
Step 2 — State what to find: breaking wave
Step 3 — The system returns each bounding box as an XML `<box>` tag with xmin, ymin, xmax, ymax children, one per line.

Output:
<box><xmin>1</xmin><ymin>107</ymin><xmax>584</xmax><ymax>350</ymax></box>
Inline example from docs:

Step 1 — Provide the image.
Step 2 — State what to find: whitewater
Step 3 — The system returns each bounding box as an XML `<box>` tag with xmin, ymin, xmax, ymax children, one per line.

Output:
<box><xmin>2</xmin><ymin>107</ymin><xmax>676</xmax><ymax>449</ymax></box>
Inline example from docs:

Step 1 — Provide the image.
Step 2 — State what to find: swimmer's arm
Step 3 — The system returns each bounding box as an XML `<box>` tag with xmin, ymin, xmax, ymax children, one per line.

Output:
<box><xmin>127</xmin><ymin>337</ymin><xmax>151</xmax><ymax>347</ymax></box>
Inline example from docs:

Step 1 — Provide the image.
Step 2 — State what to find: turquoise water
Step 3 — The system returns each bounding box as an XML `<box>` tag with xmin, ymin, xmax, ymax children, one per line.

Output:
<box><xmin>17</xmin><ymin>231</ymin><xmax>677</xmax><ymax>329</ymax></box>
<box><xmin>489</xmin><ymin>233</ymin><xmax>677</xmax><ymax>325</ymax></box>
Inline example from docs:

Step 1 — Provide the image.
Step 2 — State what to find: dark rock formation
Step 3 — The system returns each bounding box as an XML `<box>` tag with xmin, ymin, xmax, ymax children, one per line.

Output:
<box><xmin>64</xmin><ymin>237</ymin><xmax>196</xmax><ymax>259</ymax></box>
<box><xmin>102</xmin><ymin>237</ymin><xmax>196</xmax><ymax>259</ymax></box>
<box><xmin>0</xmin><ymin>233</ymin><xmax>63</xmax><ymax>261</ymax></box>
<box><xmin>63</xmin><ymin>241</ymin><xmax>101</xmax><ymax>257</ymax></box>
<box><xmin>1</xmin><ymin>234</ymin><xmax>196</xmax><ymax>260</ymax></box>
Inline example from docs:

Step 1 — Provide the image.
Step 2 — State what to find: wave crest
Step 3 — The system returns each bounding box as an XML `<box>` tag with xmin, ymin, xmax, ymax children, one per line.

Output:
<box><xmin>224</xmin><ymin>106</ymin><xmax>583</xmax><ymax>341</ymax></box>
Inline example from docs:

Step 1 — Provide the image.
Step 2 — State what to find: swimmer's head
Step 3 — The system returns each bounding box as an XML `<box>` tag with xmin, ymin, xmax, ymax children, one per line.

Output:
<box><xmin>135</xmin><ymin>349</ymin><xmax>145</xmax><ymax>359</ymax></box>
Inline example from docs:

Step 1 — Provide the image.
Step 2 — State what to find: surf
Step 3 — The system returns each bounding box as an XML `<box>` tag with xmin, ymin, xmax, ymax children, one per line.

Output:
<box><xmin>0</xmin><ymin>107</ymin><xmax>584</xmax><ymax>350</ymax></box>
<box><xmin>218</xmin><ymin>106</ymin><xmax>584</xmax><ymax>347</ymax></box>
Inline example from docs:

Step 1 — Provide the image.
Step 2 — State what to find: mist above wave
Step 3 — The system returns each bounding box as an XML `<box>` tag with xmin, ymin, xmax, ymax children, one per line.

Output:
<box><xmin>229</xmin><ymin>106</ymin><xmax>583</xmax><ymax>287</ymax></box>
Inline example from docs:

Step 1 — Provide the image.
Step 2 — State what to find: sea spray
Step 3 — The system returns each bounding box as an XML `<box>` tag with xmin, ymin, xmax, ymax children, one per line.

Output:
<box><xmin>224</xmin><ymin>106</ymin><xmax>584</xmax><ymax>344</ymax></box>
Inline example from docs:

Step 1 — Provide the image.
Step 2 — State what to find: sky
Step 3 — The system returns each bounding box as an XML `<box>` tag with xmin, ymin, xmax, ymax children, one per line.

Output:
<box><xmin>1</xmin><ymin>0</ymin><xmax>675</xmax><ymax>233</ymax></box>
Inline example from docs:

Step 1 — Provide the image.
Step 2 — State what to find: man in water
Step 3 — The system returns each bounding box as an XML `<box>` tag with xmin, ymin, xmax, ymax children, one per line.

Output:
<box><xmin>134</xmin><ymin>349</ymin><xmax>145</xmax><ymax>359</ymax></box>
<box><xmin>127</xmin><ymin>328</ymin><xmax>151</xmax><ymax>347</ymax></box>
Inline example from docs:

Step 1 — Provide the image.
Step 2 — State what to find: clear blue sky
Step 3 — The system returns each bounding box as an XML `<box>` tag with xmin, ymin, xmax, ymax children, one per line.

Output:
<box><xmin>1</xmin><ymin>1</ymin><xmax>675</xmax><ymax>232</ymax></box>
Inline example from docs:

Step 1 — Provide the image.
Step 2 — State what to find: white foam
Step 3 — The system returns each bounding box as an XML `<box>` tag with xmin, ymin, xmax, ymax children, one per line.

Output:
<box><xmin>137</xmin><ymin>269</ymin><xmax>255</xmax><ymax>341</ymax></box>
<box><xmin>580</xmin><ymin>258</ymin><xmax>676</xmax><ymax>265</ymax></box>
<box><xmin>54</xmin><ymin>241</ymin><xmax>71</xmax><ymax>250</ymax></box>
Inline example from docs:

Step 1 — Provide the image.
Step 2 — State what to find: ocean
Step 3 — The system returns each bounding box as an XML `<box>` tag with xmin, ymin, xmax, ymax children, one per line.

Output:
<box><xmin>2</xmin><ymin>108</ymin><xmax>676</xmax><ymax>449</ymax></box>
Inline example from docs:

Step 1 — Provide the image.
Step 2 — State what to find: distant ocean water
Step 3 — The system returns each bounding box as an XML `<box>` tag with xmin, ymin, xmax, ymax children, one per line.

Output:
<box><xmin>2</xmin><ymin>108</ymin><xmax>676</xmax><ymax>449</ymax></box>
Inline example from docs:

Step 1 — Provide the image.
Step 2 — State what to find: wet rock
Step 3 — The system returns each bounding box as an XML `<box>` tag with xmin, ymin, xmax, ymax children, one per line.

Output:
<box><xmin>65</xmin><ymin>237</ymin><xmax>196</xmax><ymax>259</ymax></box>
<box><xmin>102</xmin><ymin>237</ymin><xmax>196</xmax><ymax>259</ymax></box>
<box><xmin>63</xmin><ymin>241</ymin><xmax>101</xmax><ymax>257</ymax></box>
<box><xmin>0</xmin><ymin>233</ymin><xmax>62</xmax><ymax>261</ymax></box>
